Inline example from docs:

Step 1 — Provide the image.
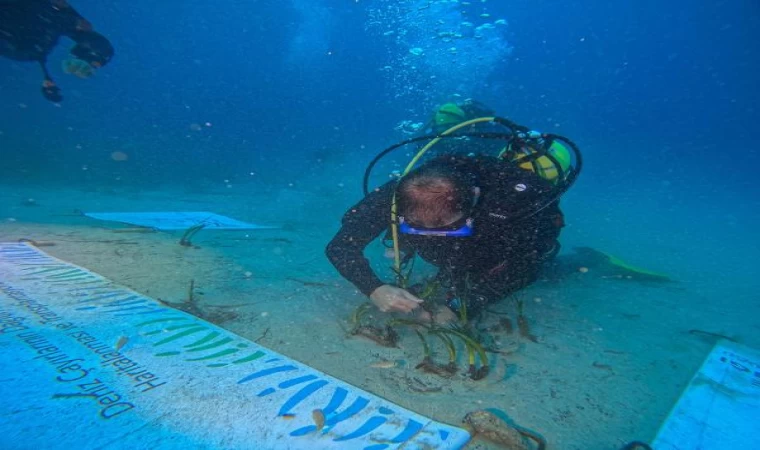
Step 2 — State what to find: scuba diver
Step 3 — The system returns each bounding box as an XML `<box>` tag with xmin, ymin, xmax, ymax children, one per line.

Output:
<box><xmin>0</xmin><ymin>0</ymin><xmax>114</xmax><ymax>102</ymax></box>
<box><xmin>327</xmin><ymin>154</ymin><xmax>566</xmax><ymax>323</ymax></box>
<box><xmin>326</xmin><ymin>114</ymin><xmax>582</xmax><ymax>323</ymax></box>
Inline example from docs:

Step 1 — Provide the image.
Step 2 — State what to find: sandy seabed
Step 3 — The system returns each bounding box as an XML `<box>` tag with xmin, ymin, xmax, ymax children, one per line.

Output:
<box><xmin>1</xmin><ymin>179</ymin><xmax>757</xmax><ymax>450</ymax></box>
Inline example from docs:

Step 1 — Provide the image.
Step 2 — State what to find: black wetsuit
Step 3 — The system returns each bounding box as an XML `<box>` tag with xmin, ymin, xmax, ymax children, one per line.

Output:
<box><xmin>0</xmin><ymin>0</ymin><xmax>103</xmax><ymax>101</ymax></box>
<box><xmin>326</xmin><ymin>155</ymin><xmax>564</xmax><ymax>316</ymax></box>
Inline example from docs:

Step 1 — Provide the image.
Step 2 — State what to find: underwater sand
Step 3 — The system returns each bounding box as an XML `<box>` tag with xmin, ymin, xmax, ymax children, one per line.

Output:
<box><xmin>1</xmin><ymin>162</ymin><xmax>758</xmax><ymax>450</ymax></box>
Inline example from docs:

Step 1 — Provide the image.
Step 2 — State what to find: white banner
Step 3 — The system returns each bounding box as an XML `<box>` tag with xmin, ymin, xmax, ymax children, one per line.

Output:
<box><xmin>0</xmin><ymin>242</ymin><xmax>469</xmax><ymax>449</ymax></box>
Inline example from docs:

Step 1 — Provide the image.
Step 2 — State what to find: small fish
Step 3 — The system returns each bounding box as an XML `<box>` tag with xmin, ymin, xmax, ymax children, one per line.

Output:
<box><xmin>370</xmin><ymin>360</ymin><xmax>396</xmax><ymax>369</ymax></box>
<box><xmin>312</xmin><ymin>409</ymin><xmax>325</xmax><ymax>432</ymax></box>
<box><xmin>114</xmin><ymin>336</ymin><xmax>128</xmax><ymax>351</ymax></box>
<box><xmin>280</xmin><ymin>413</ymin><xmax>296</xmax><ymax>420</ymax></box>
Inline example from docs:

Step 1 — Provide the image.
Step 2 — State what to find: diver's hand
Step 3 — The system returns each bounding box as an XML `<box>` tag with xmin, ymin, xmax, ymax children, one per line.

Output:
<box><xmin>414</xmin><ymin>305</ymin><xmax>458</xmax><ymax>324</ymax></box>
<box><xmin>369</xmin><ymin>285</ymin><xmax>422</xmax><ymax>314</ymax></box>
<box><xmin>41</xmin><ymin>80</ymin><xmax>63</xmax><ymax>103</ymax></box>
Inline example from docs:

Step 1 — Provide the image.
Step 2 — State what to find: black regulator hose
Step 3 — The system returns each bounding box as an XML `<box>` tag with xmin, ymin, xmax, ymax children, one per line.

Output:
<box><xmin>362</xmin><ymin>131</ymin><xmax>515</xmax><ymax>196</ymax></box>
<box><xmin>362</xmin><ymin>117</ymin><xmax>583</xmax><ymax>205</ymax></box>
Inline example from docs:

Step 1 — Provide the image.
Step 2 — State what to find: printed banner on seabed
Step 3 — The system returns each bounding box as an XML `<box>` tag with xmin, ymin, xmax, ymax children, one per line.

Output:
<box><xmin>0</xmin><ymin>242</ymin><xmax>470</xmax><ymax>449</ymax></box>
<box><xmin>652</xmin><ymin>337</ymin><xmax>760</xmax><ymax>450</ymax></box>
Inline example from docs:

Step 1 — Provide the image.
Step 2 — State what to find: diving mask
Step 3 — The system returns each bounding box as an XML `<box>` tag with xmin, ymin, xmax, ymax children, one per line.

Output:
<box><xmin>398</xmin><ymin>215</ymin><xmax>474</xmax><ymax>237</ymax></box>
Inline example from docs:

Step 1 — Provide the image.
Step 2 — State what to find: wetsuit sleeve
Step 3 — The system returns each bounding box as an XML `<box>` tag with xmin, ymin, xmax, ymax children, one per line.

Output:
<box><xmin>325</xmin><ymin>183</ymin><xmax>395</xmax><ymax>297</ymax></box>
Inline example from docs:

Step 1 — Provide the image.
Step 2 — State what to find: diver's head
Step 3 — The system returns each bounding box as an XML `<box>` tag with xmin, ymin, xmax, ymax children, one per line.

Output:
<box><xmin>70</xmin><ymin>30</ymin><xmax>114</xmax><ymax>68</ymax></box>
<box><xmin>396</xmin><ymin>163</ymin><xmax>479</xmax><ymax>236</ymax></box>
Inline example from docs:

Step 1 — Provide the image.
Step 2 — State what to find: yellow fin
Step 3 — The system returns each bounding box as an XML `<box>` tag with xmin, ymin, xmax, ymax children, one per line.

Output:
<box><xmin>601</xmin><ymin>251</ymin><xmax>671</xmax><ymax>281</ymax></box>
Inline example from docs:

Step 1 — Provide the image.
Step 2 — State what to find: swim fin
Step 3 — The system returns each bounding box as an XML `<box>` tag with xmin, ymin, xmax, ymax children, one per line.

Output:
<box><xmin>570</xmin><ymin>247</ymin><xmax>672</xmax><ymax>282</ymax></box>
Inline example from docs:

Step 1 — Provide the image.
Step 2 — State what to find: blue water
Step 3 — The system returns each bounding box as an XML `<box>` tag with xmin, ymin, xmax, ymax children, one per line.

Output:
<box><xmin>1</xmin><ymin>1</ymin><xmax>759</xmax><ymax>448</ymax></box>
<box><xmin>1</xmin><ymin>2</ymin><xmax>758</xmax><ymax>183</ymax></box>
